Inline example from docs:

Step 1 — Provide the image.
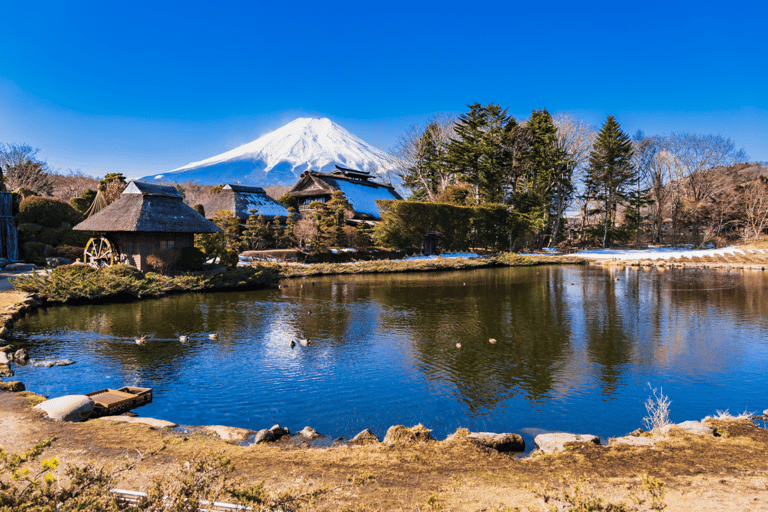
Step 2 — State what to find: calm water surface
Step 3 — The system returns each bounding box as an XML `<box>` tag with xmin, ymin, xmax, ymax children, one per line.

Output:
<box><xmin>10</xmin><ymin>265</ymin><xmax>768</xmax><ymax>449</ymax></box>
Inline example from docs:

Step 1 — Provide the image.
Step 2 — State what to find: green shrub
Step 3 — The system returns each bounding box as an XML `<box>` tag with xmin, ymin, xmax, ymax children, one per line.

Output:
<box><xmin>36</xmin><ymin>227</ymin><xmax>61</xmax><ymax>246</ymax></box>
<box><xmin>57</xmin><ymin>228</ymin><xmax>93</xmax><ymax>247</ymax></box>
<box><xmin>16</xmin><ymin>196</ymin><xmax>81</xmax><ymax>228</ymax></box>
<box><xmin>16</xmin><ymin>223</ymin><xmax>42</xmax><ymax>244</ymax></box>
<box><xmin>22</xmin><ymin>242</ymin><xmax>52</xmax><ymax>264</ymax></box>
<box><xmin>177</xmin><ymin>246</ymin><xmax>206</xmax><ymax>271</ymax></box>
<box><xmin>146</xmin><ymin>248</ymin><xmax>181</xmax><ymax>274</ymax></box>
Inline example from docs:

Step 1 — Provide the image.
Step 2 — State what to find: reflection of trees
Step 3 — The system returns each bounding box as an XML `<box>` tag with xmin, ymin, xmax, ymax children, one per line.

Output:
<box><xmin>358</xmin><ymin>267</ymin><xmax>576</xmax><ymax>411</ymax></box>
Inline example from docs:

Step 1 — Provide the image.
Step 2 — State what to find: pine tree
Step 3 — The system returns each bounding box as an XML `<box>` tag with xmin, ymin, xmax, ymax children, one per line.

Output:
<box><xmin>584</xmin><ymin>116</ymin><xmax>636</xmax><ymax>248</ymax></box>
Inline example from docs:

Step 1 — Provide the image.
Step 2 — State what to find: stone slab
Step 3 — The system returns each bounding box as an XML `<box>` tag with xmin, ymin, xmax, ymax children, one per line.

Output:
<box><xmin>96</xmin><ymin>416</ymin><xmax>177</xmax><ymax>428</ymax></box>
<box><xmin>534</xmin><ymin>433</ymin><xmax>600</xmax><ymax>454</ymax></box>
<box><xmin>34</xmin><ymin>395</ymin><xmax>94</xmax><ymax>422</ymax></box>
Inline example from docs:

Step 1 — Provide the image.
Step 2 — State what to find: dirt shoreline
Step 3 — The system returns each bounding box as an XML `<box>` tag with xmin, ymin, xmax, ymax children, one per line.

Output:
<box><xmin>3</xmin><ymin>260</ymin><xmax>768</xmax><ymax>510</ymax></box>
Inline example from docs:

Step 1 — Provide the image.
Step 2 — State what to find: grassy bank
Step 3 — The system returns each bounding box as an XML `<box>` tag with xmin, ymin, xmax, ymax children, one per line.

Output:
<box><xmin>273</xmin><ymin>253</ymin><xmax>586</xmax><ymax>278</ymax></box>
<box><xmin>11</xmin><ymin>264</ymin><xmax>279</xmax><ymax>304</ymax></box>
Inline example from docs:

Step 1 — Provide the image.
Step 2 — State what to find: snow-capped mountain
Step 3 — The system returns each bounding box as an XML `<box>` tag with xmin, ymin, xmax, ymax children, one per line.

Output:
<box><xmin>139</xmin><ymin>117</ymin><xmax>398</xmax><ymax>189</ymax></box>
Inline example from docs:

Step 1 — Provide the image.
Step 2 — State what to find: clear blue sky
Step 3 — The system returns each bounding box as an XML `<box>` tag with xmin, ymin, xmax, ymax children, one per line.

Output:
<box><xmin>1</xmin><ymin>0</ymin><xmax>766</xmax><ymax>178</ymax></box>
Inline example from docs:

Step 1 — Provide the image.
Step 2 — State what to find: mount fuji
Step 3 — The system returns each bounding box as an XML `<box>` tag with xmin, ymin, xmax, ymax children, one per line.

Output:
<box><xmin>139</xmin><ymin>117</ymin><xmax>399</xmax><ymax>190</ymax></box>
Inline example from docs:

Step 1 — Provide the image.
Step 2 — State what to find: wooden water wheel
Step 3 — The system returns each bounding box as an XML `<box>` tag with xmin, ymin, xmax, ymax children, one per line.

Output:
<box><xmin>84</xmin><ymin>237</ymin><xmax>116</xmax><ymax>267</ymax></box>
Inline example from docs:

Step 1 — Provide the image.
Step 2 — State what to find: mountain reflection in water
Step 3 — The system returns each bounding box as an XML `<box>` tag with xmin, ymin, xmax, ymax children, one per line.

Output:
<box><xmin>11</xmin><ymin>266</ymin><xmax>768</xmax><ymax>450</ymax></box>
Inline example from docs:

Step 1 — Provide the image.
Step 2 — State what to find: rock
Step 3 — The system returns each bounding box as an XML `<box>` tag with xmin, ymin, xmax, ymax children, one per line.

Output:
<box><xmin>96</xmin><ymin>416</ymin><xmax>177</xmax><ymax>428</ymax></box>
<box><xmin>0</xmin><ymin>381</ymin><xmax>25</xmax><ymax>392</ymax></box>
<box><xmin>4</xmin><ymin>263</ymin><xmax>38</xmax><ymax>272</ymax></box>
<box><xmin>299</xmin><ymin>426</ymin><xmax>322</xmax><ymax>440</ymax></box>
<box><xmin>34</xmin><ymin>359</ymin><xmax>76</xmax><ymax>368</ymax></box>
<box><xmin>0</xmin><ymin>258</ymin><xmax>10</xmax><ymax>268</ymax></box>
<box><xmin>763</xmin><ymin>409</ymin><xmax>768</xmax><ymax>418</ymax></box>
<box><xmin>34</xmin><ymin>395</ymin><xmax>94</xmax><ymax>422</ymax></box>
<box><xmin>383</xmin><ymin>424</ymin><xmax>433</xmax><ymax>444</ymax></box>
<box><xmin>534</xmin><ymin>433</ymin><xmax>601</xmax><ymax>454</ymax></box>
<box><xmin>0</xmin><ymin>364</ymin><xmax>12</xmax><ymax>377</ymax></box>
<box><xmin>45</xmin><ymin>257</ymin><xmax>73</xmax><ymax>267</ymax></box>
<box><xmin>269</xmin><ymin>424</ymin><xmax>290</xmax><ymax>439</ymax></box>
<box><xmin>13</xmin><ymin>349</ymin><xmax>28</xmax><ymax>362</ymax></box>
<box><xmin>349</xmin><ymin>428</ymin><xmax>380</xmax><ymax>445</ymax></box>
<box><xmin>660</xmin><ymin>421</ymin><xmax>714</xmax><ymax>436</ymax></box>
<box><xmin>463</xmin><ymin>432</ymin><xmax>525</xmax><ymax>453</ymax></box>
<box><xmin>0</xmin><ymin>351</ymin><xmax>8</xmax><ymax>365</ymax></box>
<box><xmin>610</xmin><ymin>436</ymin><xmax>656</xmax><ymax>447</ymax></box>
<box><xmin>203</xmin><ymin>425</ymin><xmax>256</xmax><ymax>443</ymax></box>
<box><xmin>253</xmin><ymin>429</ymin><xmax>276</xmax><ymax>444</ymax></box>
<box><xmin>0</xmin><ymin>345</ymin><xmax>12</xmax><ymax>352</ymax></box>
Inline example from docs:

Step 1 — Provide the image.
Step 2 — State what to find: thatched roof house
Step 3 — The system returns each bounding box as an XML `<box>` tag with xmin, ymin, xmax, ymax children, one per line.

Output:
<box><xmin>199</xmin><ymin>184</ymin><xmax>291</xmax><ymax>221</ymax></box>
<box><xmin>289</xmin><ymin>166</ymin><xmax>402</xmax><ymax>220</ymax></box>
<box><xmin>74</xmin><ymin>181</ymin><xmax>219</xmax><ymax>271</ymax></box>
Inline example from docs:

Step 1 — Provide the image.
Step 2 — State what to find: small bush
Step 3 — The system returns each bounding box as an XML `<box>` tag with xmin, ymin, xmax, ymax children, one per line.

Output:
<box><xmin>57</xmin><ymin>228</ymin><xmax>93</xmax><ymax>247</ymax></box>
<box><xmin>16</xmin><ymin>223</ymin><xmax>42</xmax><ymax>243</ymax></box>
<box><xmin>146</xmin><ymin>248</ymin><xmax>181</xmax><ymax>274</ymax></box>
<box><xmin>643</xmin><ymin>385</ymin><xmax>672</xmax><ymax>432</ymax></box>
<box><xmin>16</xmin><ymin>196</ymin><xmax>81</xmax><ymax>228</ymax></box>
<box><xmin>21</xmin><ymin>242</ymin><xmax>52</xmax><ymax>264</ymax></box>
<box><xmin>36</xmin><ymin>227</ymin><xmax>61</xmax><ymax>246</ymax></box>
<box><xmin>54</xmin><ymin>245</ymin><xmax>84</xmax><ymax>261</ymax></box>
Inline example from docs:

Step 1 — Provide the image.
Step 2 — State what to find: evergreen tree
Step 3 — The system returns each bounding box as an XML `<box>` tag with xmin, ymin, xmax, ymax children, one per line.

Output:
<box><xmin>326</xmin><ymin>191</ymin><xmax>353</xmax><ymax>247</ymax></box>
<box><xmin>282</xmin><ymin>208</ymin><xmax>298</xmax><ymax>247</ymax></box>
<box><xmin>584</xmin><ymin>116</ymin><xmax>635</xmax><ymax>248</ymax></box>
<box><xmin>241</xmin><ymin>211</ymin><xmax>270</xmax><ymax>250</ymax></box>
<box><xmin>269</xmin><ymin>216</ymin><xmax>283</xmax><ymax>247</ymax></box>
<box><xmin>446</xmin><ymin>103</ymin><xmax>514</xmax><ymax>203</ymax></box>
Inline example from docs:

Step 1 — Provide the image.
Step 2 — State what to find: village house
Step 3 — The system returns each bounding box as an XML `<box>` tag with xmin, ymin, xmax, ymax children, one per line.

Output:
<box><xmin>289</xmin><ymin>166</ymin><xmax>402</xmax><ymax>221</ymax></box>
<box><xmin>73</xmin><ymin>181</ymin><xmax>220</xmax><ymax>271</ymax></box>
<box><xmin>198</xmin><ymin>183</ymin><xmax>291</xmax><ymax>222</ymax></box>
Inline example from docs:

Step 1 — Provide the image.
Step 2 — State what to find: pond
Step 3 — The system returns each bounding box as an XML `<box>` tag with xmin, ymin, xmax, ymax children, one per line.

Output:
<box><xmin>9</xmin><ymin>265</ymin><xmax>768</xmax><ymax>450</ymax></box>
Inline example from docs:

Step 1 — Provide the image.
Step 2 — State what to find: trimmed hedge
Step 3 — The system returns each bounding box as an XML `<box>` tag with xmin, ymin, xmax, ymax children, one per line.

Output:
<box><xmin>374</xmin><ymin>200</ymin><xmax>529</xmax><ymax>251</ymax></box>
<box><xmin>17</xmin><ymin>196</ymin><xmax>82</xmax><ymax>228</ymax></box>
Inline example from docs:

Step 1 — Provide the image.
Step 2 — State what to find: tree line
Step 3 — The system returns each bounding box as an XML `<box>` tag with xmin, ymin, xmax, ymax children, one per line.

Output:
<box><xmin>392</xmin><ymin>104</ymin><xmax>757</xmax><ymax>248</ymax></box>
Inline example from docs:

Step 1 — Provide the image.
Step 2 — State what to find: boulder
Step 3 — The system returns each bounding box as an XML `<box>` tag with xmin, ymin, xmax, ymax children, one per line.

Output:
<box><xmin>0</xmin><ymin>381</ymin><xmax>25</xmax><ymax>392</ymax></box>
<box><xmin>463</xmin><ymin>432</ymin><xmax>525</xmax><ymax>453</ymax></box>
<box><xmin>0</xmin><ymin>351</ymin><xmax>8</xmax><ymax>365</ymax></box>
<box><xmin>610</xmin><ymin>436</ymin><xmax>656</xmax><ymax>447</ymax></box>
<box><xmin>253</xmin><ymin>429</ymin><xmax>276</xmax><ymax>444</ymax></box>
<box><xmin>96</xmin><ymin>416</ymin><xmax>177</xmax><ymax>428</ymax></box>
<box><xmin>0</xmin><ymin>364</ymin><xmax>12</xmax><ymax>377</ymax></box>
<box><xmin>5</xmin><ymin>263</ymin><xmax>38</xmax><ymax>272</ymax></box>
<box><xmin>349</xmin><ymin>428</ymin><xmax>380</xmax><ymax>445</ymax></box>
<box><xmin>298</xmin><ymin>426</ymin><xmax>322</xmax><ymax>440</ymax></box>
<box><xmin>534</xmin><ymin>433</ymin><xmax>601</xmax><ymax>454</ymax></box>
<box><xmin>34</xmin><ymin>395</ymin><xmax>94</xmax><ymax>422</ymax></box>
<box><xmin>13</xmin><ymin>349</ymin><xmax>28</xmax><ymax>362</ymax></box>
<box><xmin>203</xmin><ymin>425</ymin><xmax>256</xmax><ymax>443</ymax></box>
<box><xmin>269</xmin><ymin>424</ymin><xmax>290</xmax><ymax>439</ymax></box>
<box><xmin>45</xmin><ymin>257</ymin><xmax>73</xmax><ymax>267</ymax></box>
<box><xmin>34</xmin><ymin>359</ymin><xmax>76</xmax><ymax>368</ymax></box>
<box><xmin>660</xmin><ymin>421</ymin><xmax>713</xmax><ymax>436</ymax></box>
<box><xmin>383</xmin><ymin>424</ymin><xmax>433</xmax><ymax>444</ymax></box>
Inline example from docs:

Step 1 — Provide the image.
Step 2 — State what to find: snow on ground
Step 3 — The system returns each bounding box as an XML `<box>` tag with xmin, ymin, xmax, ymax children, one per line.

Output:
<box><xmin>573</xmin><ymin>245</ymin><xmax>765</xmax><ymax>261</ymax></box>
<box><xmin>403</xmin><ymin>252</ymin><xmax>480</xmax><ymax>261</ymax></box>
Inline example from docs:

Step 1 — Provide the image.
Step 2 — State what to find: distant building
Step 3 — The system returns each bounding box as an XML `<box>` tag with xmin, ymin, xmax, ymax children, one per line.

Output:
<box><xmin>73</xmin><ymin>181</ymin><xmax>220</xmax><ymax>272</ymax></box>
<box><xmin>199</xmin><ymin>184</ymin><xmax>291</xmax><ymax>221</ymax></box>
<box><xmin>289</xmin><ymin>166</ymin><xmax>402</xmax><ymax>220</ymax></box>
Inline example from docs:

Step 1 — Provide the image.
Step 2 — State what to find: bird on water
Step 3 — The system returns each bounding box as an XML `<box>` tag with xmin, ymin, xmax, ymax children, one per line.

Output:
<box><xmin>135</xmin><ymin>335</ymin><xmax>147</xmax><ymax>346</ymax></box>
<box><xmin>289</xmin><ymin>340</ymin><xmax>296</xmax><ymax>348</ymax></box>
<box><xmin>489</xmin><ymin>338</ymin><xmax>497</xmax><ymax>344</ymax></box>
<box><xmin>209</xmin><ymin>333</ymin><xmax>219</xmax><ymax>340</ymax></box>
<box><xmin>299</xmin><ymin>339</ymin><xmax>310</xmax><ymax>346</ymax></box>
<box><xmin>179</xmin><ymin>335</ymin><xmax>189</xmax><ymax>343</ymax></box>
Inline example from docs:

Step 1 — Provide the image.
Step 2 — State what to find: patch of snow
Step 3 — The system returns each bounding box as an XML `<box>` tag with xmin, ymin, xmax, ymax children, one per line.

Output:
<box><xmin>574</xmin><ymin>246</ymin><xmax>743</xmax><ymax>261</ymax></box>
<box><xmin>333</xmin><ymin>180</ymin><xmax>400</xmax><ymax>218</ymax></box>
<box><xmin>404</xmin><ymin>252</ymin><xmax>480</xmax><ymax>261</ymax></box>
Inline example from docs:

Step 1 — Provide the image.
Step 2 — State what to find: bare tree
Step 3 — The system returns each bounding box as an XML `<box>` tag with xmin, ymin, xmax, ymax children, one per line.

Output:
<box><xmin>741</xmin><ymin>175</ymin><xmax>768</xmax><ymax>240</ymax></box>
<box><xmin>49</xmin><ymin>171</ymin><xmax>100</xmax><ymax>202</ymax></box>
<box><xmin>0</xmin><ymin>143</ymin><xmax>55</xmax><ymax>195</ymax></box>
<box><xmin>392</xmin><ymin>114</ymin><xmax>456</xmax><ymax>201</ymax></box>
<box><xmin>552</xmin><ymin>113</ymin><xmax>595</xmax><ymax>246</ymax></box>
<box><xmin>665</xmin><ymin>133</ymin><xmax>747</xmax><ymax>240</ymax></box>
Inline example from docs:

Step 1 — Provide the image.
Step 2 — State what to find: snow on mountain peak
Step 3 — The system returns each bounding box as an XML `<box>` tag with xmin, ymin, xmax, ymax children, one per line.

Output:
<box><xmin>139</xmin><ymin>117</ymin><xmax>400</xmax><ymax>191</ymax></box>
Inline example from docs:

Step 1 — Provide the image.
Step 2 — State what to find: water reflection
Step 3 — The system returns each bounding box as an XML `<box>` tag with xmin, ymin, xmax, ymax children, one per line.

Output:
<box><xmin>11</xmin><ymin>265</ymin><xmax>768</xmax><ymax>446</ymax></box>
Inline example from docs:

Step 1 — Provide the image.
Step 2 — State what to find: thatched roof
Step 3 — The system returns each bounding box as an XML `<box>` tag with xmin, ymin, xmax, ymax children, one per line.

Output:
<box><xmin>73</xmin><ymin>181</ymin><xmax>220</xmax><ymax>233</ymax></box>
<box><xmin>200</xmin><ymin>184</ymin><xmax>291</xmax><ymax>220</ymax></box>
<box><xmin>289</xmin><ymin>167</ymin><xmax>403</xmax><ymax>219</ymax></box>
